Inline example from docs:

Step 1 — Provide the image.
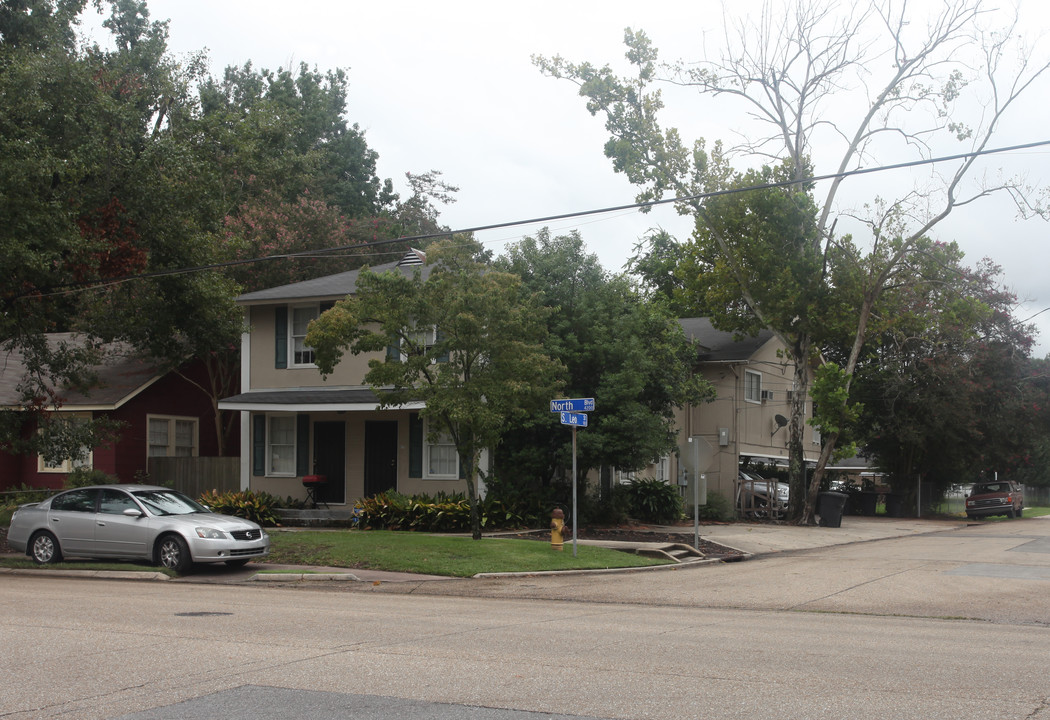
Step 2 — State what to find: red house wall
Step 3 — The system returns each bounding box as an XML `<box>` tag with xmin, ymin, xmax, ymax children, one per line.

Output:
<box><xmin>0</xmin><ymin>360</ymin><xmax>239</xmax><ymax>491</ymax></box>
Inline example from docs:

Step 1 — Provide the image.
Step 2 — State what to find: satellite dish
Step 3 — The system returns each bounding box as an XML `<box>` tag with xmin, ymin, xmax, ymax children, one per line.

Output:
<box><xmin>774</xmin><ymin>414</ymin><xmax>788</xmax><ymax>428</ymax></box>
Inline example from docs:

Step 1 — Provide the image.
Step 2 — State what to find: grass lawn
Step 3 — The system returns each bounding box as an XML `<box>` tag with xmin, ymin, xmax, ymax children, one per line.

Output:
<box><xmin>265</xmin><ymin>530</ymin><xmax>672</xmax><ymax>577</ymax></box>
<box><xmin>0</xmin><ymin>528</ymin><xmax>671</xmax><ymax>577</ymax></box>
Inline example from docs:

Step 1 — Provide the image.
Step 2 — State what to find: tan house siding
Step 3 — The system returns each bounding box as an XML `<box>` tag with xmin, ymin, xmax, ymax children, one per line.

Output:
<box><xmin>670</xmin><ymin>332</ymin><xmax>818</xmax><ymax>509</ymax></box>
<box><xmin>248</xmin><ymin>305</ymin><xmax>375</xmax><ymax>389</ymax></box>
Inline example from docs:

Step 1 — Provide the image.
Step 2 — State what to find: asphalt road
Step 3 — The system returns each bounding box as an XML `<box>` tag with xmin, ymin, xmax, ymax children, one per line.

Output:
<box><xmin>2</xmin><ymin>518</ymin><xmax>1049</xmax><ymax>720</ymax></box>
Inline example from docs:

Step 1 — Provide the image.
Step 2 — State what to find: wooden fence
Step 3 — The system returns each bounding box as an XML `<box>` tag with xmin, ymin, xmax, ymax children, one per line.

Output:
<box><xmin>148</xmin><ymin>457</ymin><xmax>240</xmax><ymax>497</ymax></box>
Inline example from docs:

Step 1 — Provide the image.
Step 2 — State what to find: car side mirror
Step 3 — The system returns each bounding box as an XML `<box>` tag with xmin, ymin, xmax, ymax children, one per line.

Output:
<box><xmin>123</xmin><ymin>508</ymin><xmax>144</xmax><ymax>518</ymax></box>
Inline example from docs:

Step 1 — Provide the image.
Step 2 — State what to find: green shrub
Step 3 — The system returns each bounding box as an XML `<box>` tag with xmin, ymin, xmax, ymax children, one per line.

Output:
<box><xmin>2</xmin><ymin>483</ymin><xmax>55</xmax><ymax>507</ymax></box>
<box><xmin>355</xmin><ymin>491</ymin><xmax>530</xmax><ymax>533</ymax></box>
<box><xmin>689</xmin><ymin>490</ymin><xmax>735</xmax><ymax>522</ymax></box>
<box><xmin>625</xmin><ymin>477</ymin><xmax>683</xmax><ymax>524</ymax></box>
<box><xmin>65</xmin><ymin>468</ymin><xmax>119</xmax><ymax>488</ymax></box>
<box><xmin>198</xmin><ymin>489</ymin><xmax>281</xmax><ymax>527</ymax></box>
<box><xmin>584</xmin><ymin>483</ymin><xmax>632</xmax><ymax>526</ymax></box>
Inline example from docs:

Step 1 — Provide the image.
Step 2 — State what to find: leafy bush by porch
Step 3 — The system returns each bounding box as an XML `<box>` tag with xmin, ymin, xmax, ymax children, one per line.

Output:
<box><xmin>625</xmin><ymin>477</ymin><xmax>684</xmax><ymax>524</ymax></box>
<box><xmin>198</xmin><ymin>489</ymin><xmax>281</xmax><ymax>527</ymax></box>
<box><xmin>356</xmin><ymin>491</ymin><xmax>529</xmax><ymax>533</ymax></box>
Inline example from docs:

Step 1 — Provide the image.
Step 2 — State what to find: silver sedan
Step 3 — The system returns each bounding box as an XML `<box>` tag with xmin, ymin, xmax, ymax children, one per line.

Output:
<box><xmin>7</xmin><ymin>484</ymin><xmax>270</xmax><ymax>573</ymax></box>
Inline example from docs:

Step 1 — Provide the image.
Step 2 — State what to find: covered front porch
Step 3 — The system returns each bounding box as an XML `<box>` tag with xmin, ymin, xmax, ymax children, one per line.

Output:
<box><xmin>219</xmin><ymin>387</ymin><xmax>469</xmax><ymax>507</ymax></box>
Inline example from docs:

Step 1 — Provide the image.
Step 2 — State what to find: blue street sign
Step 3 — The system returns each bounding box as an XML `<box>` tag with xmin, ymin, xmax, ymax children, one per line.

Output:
<box><xmin>560</xmin><ymin>411</ymin><xmax>588</xmax><ymax>427</ymax></box>
<box><xmin>550</xmin><ymin>398</ymin><xmax>595</xmax><ymax>413</ymax></box>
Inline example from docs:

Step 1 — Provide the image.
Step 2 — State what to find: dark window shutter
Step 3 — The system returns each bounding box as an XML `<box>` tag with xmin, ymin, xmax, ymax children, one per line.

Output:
<box><xmin>274</xmin><ymin>305</ymin><xmax>288</xmax><ymax>369</ymax></box>
<box><xmin>252</xmin><ymin>415</ymin><xmax>266</xmax><ymax>476</ymax></box>
<box><xmin>296</xmin><ymin>414</ymin><xmax>310</xmax><ymax>476</ymax></box>
<box><xmin>435</xmin><ymin>329</ymin><xmax>450</xmax><ymax>363</ymax></box>
<box><xmin>319</xmin><ymin>301</ymin><xmax>335</xmax><ymax>313</ymax></box>
<box><xmin>386</xmin><ymin>343</ymin><xmax>400</xmax><ymax>362</ymax></box>
<box><xmin>408</xmin><ymin>413</ymin><xmax>423</xmax><ymax>478</ymax></box>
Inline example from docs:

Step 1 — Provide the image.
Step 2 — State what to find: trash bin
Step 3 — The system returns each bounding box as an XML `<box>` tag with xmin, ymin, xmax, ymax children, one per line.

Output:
<box><xmin>858</xmin><ymin>491</ymin><xmax>878</xmax><ymax>516</ymax></box>
<box><xmin>885</xmin><ymin>493</ymin><xmax>904</xmax><ymax>518</ymax></box>
<box><xmin>818</xmin><ymin>491</ymin><xmax>848</xmax><ymax>528</ymax></box>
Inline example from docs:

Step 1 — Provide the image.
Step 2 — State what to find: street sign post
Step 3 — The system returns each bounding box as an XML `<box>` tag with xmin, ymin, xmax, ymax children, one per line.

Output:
<box><xmin>550</xmin><ymin>398</ymin><xmax>595</xmax><ymax>557</ymax></box>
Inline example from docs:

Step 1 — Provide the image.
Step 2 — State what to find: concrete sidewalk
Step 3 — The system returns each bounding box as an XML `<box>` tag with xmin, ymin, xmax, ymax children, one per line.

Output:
<box><xmin>688</xmin><ymin>515</ymin><xmax>971</xmax><ymax>556</ymax></box>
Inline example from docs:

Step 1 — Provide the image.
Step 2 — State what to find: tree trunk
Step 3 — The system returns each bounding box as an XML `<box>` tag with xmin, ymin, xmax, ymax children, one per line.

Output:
<box><xmin>787</xmin><ymin>335</ymin><xmax>812</xmax><ymax>523</ymax></box>
<box><xmin>463</xmin><ymin>448</ymin><xmax>481</xmax><ymax>540</ymax></box>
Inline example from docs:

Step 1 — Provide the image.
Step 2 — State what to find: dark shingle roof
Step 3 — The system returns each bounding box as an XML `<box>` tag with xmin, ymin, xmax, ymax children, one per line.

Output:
<box><xmin>0</xmin><ymin>333</ymin><xmax>162</xmax><ymax>409</ymax></box>
<box><xmin>678</xmin><ymin>318</ymin><xmax>776</xmax><ymax>362</ymax></box>
<box><xmin>235</xmin><ymin>254</ymin><xmax>432</xmax><ymax>305</ymax></box>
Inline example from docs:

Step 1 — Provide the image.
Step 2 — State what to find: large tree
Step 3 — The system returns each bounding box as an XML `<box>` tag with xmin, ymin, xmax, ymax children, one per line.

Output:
<box><xmin>848</xmin><ymin>249</ymin><xmax>1044</xmax><ymax>497</ymax></box>
<box><xmin>494</xmin><ymin>229</ymin><xmax>713</xmax><ymax>492</ymax></box>
<box><xmin>0</xmin><ymin>0</ymin><xmax>242</xmax><ymax>457</ymax></box>
<box><xmin>536</xmin><ymin>1</ymin><xmax>1050</xmax><ymax>523</ymax></box>
<box><xmin>305</xmin><ymin>239</ymin><xmax>564</xmax><ymax>540</ymax></box>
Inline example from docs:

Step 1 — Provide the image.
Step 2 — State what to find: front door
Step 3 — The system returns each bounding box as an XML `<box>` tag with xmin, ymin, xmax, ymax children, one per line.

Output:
<box><xmin>313</xmin><ymin>421</ymin><xmax>346</xmax><ymax>504</ymax></box>
<box><xmin>364</xmin><ymin>421</ymin><xmax>398</xmax><ymax>497</ymax></box>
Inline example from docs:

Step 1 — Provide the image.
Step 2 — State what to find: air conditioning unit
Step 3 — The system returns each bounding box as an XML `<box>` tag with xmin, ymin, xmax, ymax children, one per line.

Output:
<box><xmin>761</xmin><ymin>390</ymin><xmax>774</xmax><ymax>401</ymax></box>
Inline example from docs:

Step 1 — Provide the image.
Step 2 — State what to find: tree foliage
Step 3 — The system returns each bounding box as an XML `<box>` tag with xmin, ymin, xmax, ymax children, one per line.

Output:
<box><xmin>494</xmin><ymin>230</ymin><xmax>714</xmax><ymax>489</ymax></box>
<box><xmin>306</xmin><ymin>239</ymin><xmax>565</xmax><ymax>539</ymax></box>
<box><xmin>0</xmin><ymin>1</ymin><xmax>455</xmax><ymax>459</ymax></box>
<box><xmin>536</xmin><ymin>1</ymin><xmax>1050</xmax><ymax>522</ymax></box>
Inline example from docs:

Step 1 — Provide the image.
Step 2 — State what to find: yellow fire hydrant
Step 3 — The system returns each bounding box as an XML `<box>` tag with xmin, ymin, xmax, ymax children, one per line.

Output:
<box><xmin>550</xmin><ymin>508</ymin><xmax>567</xmax><ymax>551</ymax></box>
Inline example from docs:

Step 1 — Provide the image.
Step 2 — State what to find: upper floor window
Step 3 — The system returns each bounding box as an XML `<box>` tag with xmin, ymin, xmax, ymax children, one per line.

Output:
<box><xmin>744</xmin><ymin>370</ymin><xmax>762</xmax><ymax>403</ymax></box>
<box><xmin>148</xmin><ymin>415</ymin><xmax>198</xmax><ymax>458</ymax></box>
<box><xmin>400</xmin><ymin>326</ymin><xmax>448</xmax><ymax>363</ymax></box>
<box><xmin>291</xmin><ymin>305</ymin><xmax>319</xmax><ymax>366</ymax></box>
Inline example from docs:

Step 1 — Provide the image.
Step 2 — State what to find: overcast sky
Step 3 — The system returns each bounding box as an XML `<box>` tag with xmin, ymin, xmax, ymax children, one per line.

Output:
<box><xmin>83</xmin><ymin>1</ymin><xmax>1050</xmax><ymax>354</ymax></box>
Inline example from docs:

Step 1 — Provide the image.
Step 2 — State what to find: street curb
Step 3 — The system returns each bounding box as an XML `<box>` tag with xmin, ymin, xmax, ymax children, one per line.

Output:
<box><xmin>473</xmin><ymin>555</ymin><xmax>742</xmax><ymax>579</ymax></box>
<box><xmin>251</xmin><ymin>572</ymin><xmax>361</xmax><ymax>582</ymax></box>
<box><xmin>0</xmin><ymin>567</ymin><xmax>170</xmax><ymax>581</ymax></box>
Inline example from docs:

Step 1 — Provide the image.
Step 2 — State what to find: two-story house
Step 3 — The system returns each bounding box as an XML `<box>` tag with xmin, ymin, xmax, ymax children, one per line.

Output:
<box><xmin>671</xmin><ymin>318</ymin><xmax>821</xmax><ymax>506</ymax></box>
<box><xmin>219</xmin><ymin>251</ymin><xmax>471</xmax><ymax>506</ymax></box>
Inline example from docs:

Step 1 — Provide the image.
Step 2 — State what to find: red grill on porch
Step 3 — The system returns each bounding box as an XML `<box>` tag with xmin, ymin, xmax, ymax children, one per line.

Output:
<box><xmin>302</xmin><ymin>474</ymin><xmax>328</xmax><ymax>508</ymax></box>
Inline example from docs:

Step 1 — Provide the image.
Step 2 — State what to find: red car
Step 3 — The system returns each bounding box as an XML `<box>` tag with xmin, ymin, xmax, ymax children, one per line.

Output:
<box><xmin>965</xmin><ymin>481</ymin><xmax>1024</xmax><ymax>520</ymax></box>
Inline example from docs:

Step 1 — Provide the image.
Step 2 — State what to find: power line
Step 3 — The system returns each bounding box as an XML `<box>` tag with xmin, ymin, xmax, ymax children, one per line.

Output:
<box><xmin>24</xmin><ymin>138</ymin><xmax>1050</xmax><ymax>299</ymax></box>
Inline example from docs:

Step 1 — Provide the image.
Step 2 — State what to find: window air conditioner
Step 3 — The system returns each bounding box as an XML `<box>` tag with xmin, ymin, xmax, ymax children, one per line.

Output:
<box><xmin>761</xmin><ymin>390</ymin><xmax>774</xmax><ymax>401</ymax></box>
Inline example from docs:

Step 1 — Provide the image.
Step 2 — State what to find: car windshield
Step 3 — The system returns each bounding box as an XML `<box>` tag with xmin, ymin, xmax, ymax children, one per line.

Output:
<box><xmin>973</xmin><ymin>483</ymin><xmax>1009</xmax><ymax>494</ymax></box>
<box><xmin>132</xmin><ymin>490</ymin><xmax>210</xmax><ymax>516</ymax></box>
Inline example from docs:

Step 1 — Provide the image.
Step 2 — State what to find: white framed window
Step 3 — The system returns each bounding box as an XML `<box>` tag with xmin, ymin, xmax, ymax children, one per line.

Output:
<box><xmin>290</xmin><ymin>304</ymin><xmax>319</xmax><ymax>366</ymax></box>
<box><xmin>267</xmin><ymin>415</ymin><xmax>296</xmax><ymax>476</ymax></box>
<box><xmin>38</xmin><ymin>413</ymin><xmax>93</xmax><ymax>473</ymax></box>
<box><xmin>423</xmin><ymin>419</ymin><xmax>458</xmax><ymax>479</ymax></box>
<box><xmin>744</xmin><ymin>370</ymin><xmax>762</xmax><ymax>403</ymax></box>
<box><xmin>402</xmin><ymin>326</ymin><xmax>447</xmax><ymax>363</ymax></box>
<box><xmin>147</xmin><ymin>415</ymin><xmax>198</xmax><ymax>457</ymax></box>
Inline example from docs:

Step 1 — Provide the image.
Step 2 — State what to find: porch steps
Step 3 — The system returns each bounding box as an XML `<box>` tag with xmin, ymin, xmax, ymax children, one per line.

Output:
<box><xmin>634</xmin><ymin>543</ymin><xmax>707</xmax><ymax>564</ymax></box>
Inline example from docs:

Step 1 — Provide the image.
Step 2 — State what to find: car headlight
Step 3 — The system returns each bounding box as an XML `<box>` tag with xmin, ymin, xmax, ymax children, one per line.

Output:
<box><xmin>195</xmin><ymin>527</ymin><xmax>227</xmax><ymax>540</ymax></box>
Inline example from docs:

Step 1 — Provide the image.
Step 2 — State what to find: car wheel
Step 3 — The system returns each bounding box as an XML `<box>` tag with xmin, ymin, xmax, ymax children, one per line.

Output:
<box><xmin>157</xmin><ymin>534</ymin><xmax>192</xmax><ymax>574</ymax></box>
<box><xmin>30</xmin><ymin>531</ymin><xmax>62</xmax><ymax>565</ymax></box>
<box><xmin>225</xmin><ymin>559</ymin><xmax>250</xmax><ymax>568</ymax></box>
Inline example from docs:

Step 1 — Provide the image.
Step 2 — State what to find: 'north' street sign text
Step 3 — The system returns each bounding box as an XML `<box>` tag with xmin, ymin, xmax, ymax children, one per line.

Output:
<box><xmin>550</xmin><ymin>398</ymin><xmax>595</xmax><ymax>413</ymax></box>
